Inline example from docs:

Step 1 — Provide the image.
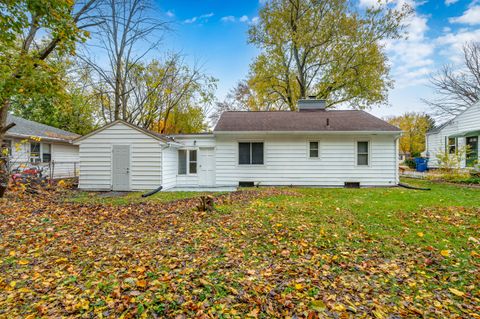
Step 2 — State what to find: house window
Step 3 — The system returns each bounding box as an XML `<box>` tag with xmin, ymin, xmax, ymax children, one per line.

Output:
<box><xmin>1</xmin><ymin>140</ymin><xmax>11</xmax><ymax>157</ymax></box>
<box><xmin>357</xmin><ymin>141</ymin><xmax>369</xmax><ymax>166</ymax></box>
<box><xmin>447</xmin><ymin>137</ymin><xmax>457</xmax><ymax>154</ymax></box>
<box><xmin>178</xmin><ymin>149</ymin><xmax>197</xmax><ymax>175</ymax></box>
<box><xmin>309</xmin><ymin>141</ymin><xmax>319</xmax><ymax>158</ymax></box>
<box><xmin>42</xmin><ymin>144</ymin><xmax>52</xmax><ymax>162</ymax></box>
<box><xmin>189</xmin><ymin>150</ymin><xmax>197</xmax><ymax>174</ymax></box>
<box><xmin>239</xmin><ymin>142</ymin><xmax>264</xmax><ymax>165</ymax></box>
<box><xmin>30</xmin><ymin>142</ymin><xmax>41</xmax><ymax>163</ymax></box>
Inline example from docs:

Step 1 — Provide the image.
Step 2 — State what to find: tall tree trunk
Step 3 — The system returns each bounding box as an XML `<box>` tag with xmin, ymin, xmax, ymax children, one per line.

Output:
<box><xmin>0</xmin><ymin>99</ymin><xmax>14</xmax><ymax>198</ymax></box>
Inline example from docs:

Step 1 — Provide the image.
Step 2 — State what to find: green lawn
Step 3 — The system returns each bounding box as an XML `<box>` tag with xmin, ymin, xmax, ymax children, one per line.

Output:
<box><xmin>1</xmin><ymin>179</ymin><xmax>479</xmax><ymax>318</ymax></box>
<box><xmin>67</xmin><ymin>190</ymin><xmax>223</xmax><ymax>205</ymax></box>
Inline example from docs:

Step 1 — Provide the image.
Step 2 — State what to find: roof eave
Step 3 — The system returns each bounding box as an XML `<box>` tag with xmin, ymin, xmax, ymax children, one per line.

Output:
<box><xmin>213</xmin><ymin>130</ymin><xmax>402</xmax><ymax>135</ymax></box>
<box><xmin>5</xmin><ymin>132</ymin><xmax>77</xmax><ymax>143</ymax></box>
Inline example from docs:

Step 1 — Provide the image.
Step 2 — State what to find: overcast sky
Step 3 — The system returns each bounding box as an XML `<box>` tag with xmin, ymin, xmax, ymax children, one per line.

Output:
<box><xmin>152</xmin><ymin>0</ymin><xmax>480</xmax><ymax>119</ymax></box>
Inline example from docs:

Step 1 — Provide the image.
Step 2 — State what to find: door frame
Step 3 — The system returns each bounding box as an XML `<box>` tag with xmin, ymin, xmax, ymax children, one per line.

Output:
<box><xmin>111</xmin><ymin>144</ymin><xmax>131</xmax><ymax>191</ymax></box>
<box><xmin>198</xmin><ymin>147</ymin><xmax>216</xmax><ymax>187</ymax></box>
<box><xmin>466</xmin><ymin>136</ymin><xmax>479</xmax><ymax>167</ymax></box>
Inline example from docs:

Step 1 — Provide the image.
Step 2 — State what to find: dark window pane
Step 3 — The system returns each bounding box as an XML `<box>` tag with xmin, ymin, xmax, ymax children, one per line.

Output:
<box><xmin>357</xmin><ymin>141</ymin><xmax>368</xmax><ymax>153</ymax></box>
<box><xmin>42</xmin><ymin>144</ymin><xmax>51</xmax><ymax>162</ymax></box>
<box><xmin>239</xmin><ymin>143</ymin><xmax>251</xmax><ymax>164</ymax></box>
<box><xmin>178</xmin><ymin>150</ymin><xmax>187</xmax><ymax>174</ymax></box>
<box><xmin>252</xmin><ymin>143</ymin><xmax>264</xmax><ymax>164</ymax></box>
<box><xmin>189</xmin><ymin>149</ymin><xmax>197</xmax><ymax>162</ymax></box>
<box><xmin>310</xmin><ymin>149</ymin><xmax>319</xmax><ymax>158</ymax></box>
<box><xmin>189</xmin><ymin>150</ymin><xmax>197</xmax><ymax>174</ymax></box>
<box><xmin>189</xmin><ymin>162</ymin><xmax>197</xmax><ymax>174</ymax></box>
<box><xmin>309</xmin><ymin>141</ymin><xmax>319</xmax><ymax>157</ymax></box>
<box><xmin>357</xmin><ymin>154</ymin><xmax>368</xmax><ymax>166</ymax></box>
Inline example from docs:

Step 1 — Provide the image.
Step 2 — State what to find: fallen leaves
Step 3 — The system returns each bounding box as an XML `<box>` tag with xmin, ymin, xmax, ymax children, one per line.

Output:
<box><xmin>0</xmin><ymin>188</ymin><xmax>479</xmax><ymax>318</ymax></box>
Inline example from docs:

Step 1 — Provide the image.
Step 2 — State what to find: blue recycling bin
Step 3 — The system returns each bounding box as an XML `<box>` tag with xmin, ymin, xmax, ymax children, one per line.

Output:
<box><xmin>415</xmin><ymin>157</ymin><xmax>428</xmax><ymax>172</ymax></box>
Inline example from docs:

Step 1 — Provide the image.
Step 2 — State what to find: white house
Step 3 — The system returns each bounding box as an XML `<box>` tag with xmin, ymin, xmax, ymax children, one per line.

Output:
<box><xmin>75</xmin><ymin>99</ymin><xmax>401</xmax><ymax>191</ymax></box>
<box><xmin>426</xmin><ymin>102</ymin><xmax>480</xmax><ymax>168</ymax></box>
<box><xmin>3</xmin><ymin>115</ymin><xmax>80</xmax><ymax>178</ymax></box>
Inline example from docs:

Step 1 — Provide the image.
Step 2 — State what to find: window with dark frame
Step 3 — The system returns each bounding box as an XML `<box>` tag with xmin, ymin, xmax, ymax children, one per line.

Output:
<box><xmin>178</xmin><ymin>149</ymin><xmax>198</xmax><ymax>175</ymax></box>
<box><xmin>189</xmin><ymin>150</ymin><xmax>197</xmax><ymax>174</ymax></box>
<box><xmin>309</xmin><ymin>141</ymin><xmax>319</xmax><ymax>158</ymax></box>
<box><xmin>357</xmin><ymin>141</ymin><xmax>369</xmax><ymax>166</ymax></box>
<box><xmin>30</xmin><ymin>142</ymin><xmax>41</xmax><ymax>163</ymax></box>
<box><xmin>238</xmin><ymin>142</ymin><xmax>264</xmax><ymax>165</ymax></box>
<box><xmin>1</xmin><ymin>140</ymin><xmax>12</xmax><ymax>157</ymax></box>
<box><xmin>448</xmin><ymin>137</ymin><xmax>457</xmax><ymax>154</ymax></box>
<box><xmin>42</xmin><ymin>143</ymin><xmax>52</xmax><ymax>162</ymax></box>
<box><xmin>178</xmin><ymin>150</ymin><xmax>187</xmax><ymax>175</ymax></box>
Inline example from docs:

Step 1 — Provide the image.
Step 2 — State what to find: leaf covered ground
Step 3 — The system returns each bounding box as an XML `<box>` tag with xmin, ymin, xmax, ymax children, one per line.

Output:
<box><xmin>1</xmin><ymin>180</ymin><xmax>479</xmax><ymax>318</ymax></box>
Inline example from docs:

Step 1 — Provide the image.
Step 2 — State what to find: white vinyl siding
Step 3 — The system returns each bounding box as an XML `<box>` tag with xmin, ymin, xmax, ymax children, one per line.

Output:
<box><xmin>426</xmin><ymin>102</ymin><xmax>480</xmax><ymax>168</ymax></box>
<box><xmin>215</xmin><ymin>134</ymin><xmax>398</xmax><ymax>187</ymax></box>
<box><xmin>77</xmin><ymin>122</ymin><xmax>162</xmax><ymax>191</ymax></box>
<box><xmin>161</xmin><ymin>146</ymin><xmax>177</xmax><ymax>190</ymax></box>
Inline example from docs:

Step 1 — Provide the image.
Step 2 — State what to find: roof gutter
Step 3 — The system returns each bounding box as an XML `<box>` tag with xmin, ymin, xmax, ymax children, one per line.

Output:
<box><xmin>213</xmin><ymin>130</ymin><xmax>402</xmax><ymax>136</ymax></box>
<box><xmin>5</xmin><ymin>133</ymin><xmax>77</xmax><ymax>143</ymax></box>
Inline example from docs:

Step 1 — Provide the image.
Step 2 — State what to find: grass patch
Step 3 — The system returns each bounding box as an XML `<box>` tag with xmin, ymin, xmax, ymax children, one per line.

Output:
<box><xmin>1</xmin><ymin>181</ymin><xmax>479</xmax><ymax>318</ymax></box>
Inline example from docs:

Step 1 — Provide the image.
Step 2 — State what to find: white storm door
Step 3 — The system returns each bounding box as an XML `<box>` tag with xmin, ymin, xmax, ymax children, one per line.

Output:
<box><xmin>112</xmin><ymin>145</ymin><xmax>130</xmax><ymax>191</ymax></box>
<box><xmin>198</xmin><ymin>148</ymin><xmax>215</xmax><ymax>187</ymax></box>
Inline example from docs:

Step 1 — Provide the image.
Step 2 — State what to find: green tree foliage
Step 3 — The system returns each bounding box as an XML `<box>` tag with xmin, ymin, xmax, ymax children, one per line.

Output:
<box><xmin>386</xmin><ymin>112</ymin><xmax>435</xmax><ymax>157</ymax></box>
<box><xmin>0</xmin><ymin>0</ymin><xmax>97</xmax><ymax>197</ymax></box>
<box><xmin>247</xmin><ymin>0</ymin><xmax>411</xmax><ymax>110</ymax></box>
<box><xmin>9</xmin><ymin>57</ymin><xmax>97</xmax><ymax>135</ymax></box>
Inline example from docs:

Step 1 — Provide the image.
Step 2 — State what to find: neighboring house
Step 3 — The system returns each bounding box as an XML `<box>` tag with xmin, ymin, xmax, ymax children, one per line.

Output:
<box><xmin>75</xmin><ymin>99</ymin><xmax>401</xmax><ymax>191</ymax></box>
<box><xmin>426</xmin><ymin>102</ymin><xmax>480</xmax><ymax>168</ymax></box>
<box><xmin>2</xmin><ymin>115</ymin><xmax>80</xmax><ymax>178</ymax></box>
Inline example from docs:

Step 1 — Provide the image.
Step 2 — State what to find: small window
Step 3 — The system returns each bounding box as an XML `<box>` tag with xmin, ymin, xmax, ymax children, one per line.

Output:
<box><xmin>357</xmin><ymin>141</ymin><xmax>369</xmax><ymax>166</ymax></box>
<box><xmin>448</xmin><ymin>137</ymin><xmax>457</xmax><ymax>154</ymax></box>
<box><xmin>178</xmin><ymin>150</ymin><xmax>187</xmax><ymax>175</ymax></box>
<box><xmin>1</xmin><ymin>140</ymin><xmax>11</xmax><ymax>157</ymax></box>
<box><xmin>42</xmin><ymin>143</ymin><xmax>51</xmax><ymax>162</ymax></box>
<box><xmin>309</xmin><ymin>141</ymin><xmax>319</xmax><ymax>158</ymax></box>
<box><xmin>189</xmin><ymin>150</ymin><xmax>197</xmax><ymax>174</ymax></box>
<box><xmin>239</xmin><ymin>142</ymin><xmax>264</xmax><ymax>165</ymax></box>
<box><xmin>30</xmin><ymin>142</ymin><xmax>41</xmax><ymax>163</ymax></box>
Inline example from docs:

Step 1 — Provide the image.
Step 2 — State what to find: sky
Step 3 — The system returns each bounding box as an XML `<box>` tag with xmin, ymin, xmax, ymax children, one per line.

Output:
<box><xmin>152</xmin><ymin>0</ymin><xmax>480</xmax><ymax>119</ymax></box>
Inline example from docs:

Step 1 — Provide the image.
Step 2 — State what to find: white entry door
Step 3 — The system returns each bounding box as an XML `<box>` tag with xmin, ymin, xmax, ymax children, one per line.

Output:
<box><xmin>198</xmin><ymin>148</ymin><xmax>215</xmax><ymax>187</ymax></box>
<box><xmin>112</xmin><ymin>145</ymin><xmax>130</xmax><ymax>191</ymax></box>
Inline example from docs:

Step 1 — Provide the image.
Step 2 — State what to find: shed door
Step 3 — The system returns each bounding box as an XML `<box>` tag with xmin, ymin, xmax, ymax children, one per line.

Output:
<box><xmin>198</xmin><ymin>148</ymin><xmax>215</xmax><ymax>187</ymax></box>
<box><xmin>112</xmin><ymin>145</ymin><xmax>130</xmax><ymax>191</ymax></box>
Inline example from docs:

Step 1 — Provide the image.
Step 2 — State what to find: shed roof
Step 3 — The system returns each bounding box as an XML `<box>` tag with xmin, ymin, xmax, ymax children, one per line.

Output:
<box><xmin>214</xmin><ymin>110</ymin><xmax>401</xmax><ymax>133</ymax></box>
<box><xmin>5</xmin><ymin>114</ymin><xmax>80</xmax><ymax>142</ymax></box>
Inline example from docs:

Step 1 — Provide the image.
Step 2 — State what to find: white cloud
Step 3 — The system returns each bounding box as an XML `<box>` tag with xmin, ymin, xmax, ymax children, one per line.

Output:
<box><xmin>385</xmin><ymin>4</ymin><xmax>436</xmax><ymax>88</ymax></box>
<box><xmin>184</xmin><ymin>12</ymin><xmax>214</xmax><ymax>24</ymax></box>
<box><xmin>221</xmin><ymin>15</ymin><xmax>236</xmax><ymax>22</ymax></box>
<box><xmin>165</xmin><ymin>10</ymin><xmax>174</xmax><ymax>18</ymax></box>
<box><xmin>220</xmin><ymin>15</ymin><xmax>259</xmax><ymax>25</ymax></box>
<box><xmin>437</xmin><ymin>28</ymin><xmax>480</xmax><ymax>63</ymax></box>
<box><xmin>359</xmin><ymin>0</ymin><xmax>395</xmax><ymax>8</ymax></box>
<box><xmin>445</xmin><ymin>0</ymin><xmax>459</xmax><ymax>5</ymax></box>
<box><xmin>449</xmin><ymin>5</ymin><xmax>480</xmax><ymax>25</ymax></box>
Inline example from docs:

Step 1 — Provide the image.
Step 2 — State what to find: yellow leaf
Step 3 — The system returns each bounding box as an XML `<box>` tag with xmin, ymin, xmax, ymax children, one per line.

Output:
<box><xmin>470</xmin><ymin>251</ymin><xmax>479</xmax><ymax>258</ymax></box>
<box><xmin>18</xmin><ymin>259</ymin><xmax>29</xmax><ymax>265</ymax></box>
<box><xmin>417</xmin><ymin>232</ymin><xmax>424</xmax><ymax>237</ymax></box>
<box><xmin>9</xmin><ymin>281</ymin><xmax>17</xmax><ymax>288</ymax></box>
<box><xmin>9</xmin><ymin>251</ymin><xmax>16</xmax><ymax>256</ymax></box>
<box><xmin>440</xmin><ymin>250</ymin><xmax>450</xmax><ymax>257</ymax></box>
<box><xmin>136</xmin><ymin>280</ymin><xmax>147</xmax><ymax>288</ymax></box>
<box><xmin>332</xmin><ymin>303</ymin><xmax>346</xmax><ymax>312</ymax></box>
<box><xmin>448</xmin><ymin>288</ymin><xmax>465</xmax><ymax>297</ymax></box>
<box><xmin>295</xmin><ymin>283</ymin><xmax>303</xmax><ymax>290</ymax></box>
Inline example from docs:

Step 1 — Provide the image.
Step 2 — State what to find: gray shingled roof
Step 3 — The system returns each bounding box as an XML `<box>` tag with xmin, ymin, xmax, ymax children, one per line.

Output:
<box><xmin>214</xmin><ymin>110</ymin><xmax>401</xmax><ymax>132</ymax></box>
<box><xmin>5</xmin><ymin>114</ymin><xmax>80</xmax><ymax>142</ymax></box>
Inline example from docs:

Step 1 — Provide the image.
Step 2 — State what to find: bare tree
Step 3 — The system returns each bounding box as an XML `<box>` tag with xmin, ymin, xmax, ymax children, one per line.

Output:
<box><xmin>79</xmin><ymin>0</ymin><xmax>168</xmax><ymax>121</ymax></box>
<box><xmin>423</xmin><ymin>42</ymin><xmax>480</xmax><ymax>120</ymax></box>
<box><xmin>125</xmin><ymin>54</ymin><xmax>217</xmax><ymax>133</ymax></box>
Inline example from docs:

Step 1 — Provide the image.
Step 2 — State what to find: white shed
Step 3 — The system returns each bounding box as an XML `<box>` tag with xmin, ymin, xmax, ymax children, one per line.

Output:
<box><xmin>74</xmin><ymin>120</ymin><xmax>180</xmax><ymax>191</ymax></box>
